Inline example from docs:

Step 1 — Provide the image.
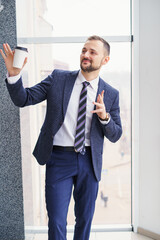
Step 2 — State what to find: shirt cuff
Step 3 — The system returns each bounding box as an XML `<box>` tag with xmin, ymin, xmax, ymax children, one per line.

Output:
<box><xmin>99</xmin><ymin>116</ymin><xmax>111</xmax><ymax>125</ymax></box>
<box><xmin>6</xmin><ymin>72</ymin><xmax>21</xmax><ymax>84</ymax></box>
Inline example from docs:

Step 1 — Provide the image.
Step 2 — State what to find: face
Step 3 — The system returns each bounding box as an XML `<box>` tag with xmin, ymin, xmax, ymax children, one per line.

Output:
<box><xmin>80</xmin><ymin>40</ymin><xmax>109</xmax><ymax>73</ymax></box>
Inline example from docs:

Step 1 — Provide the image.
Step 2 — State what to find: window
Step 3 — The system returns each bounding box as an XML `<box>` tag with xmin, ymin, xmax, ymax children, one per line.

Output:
<box><xmin>16</xmin><ymin>0</ymin><xmax>132</xmax><ymax>231</ymax></box>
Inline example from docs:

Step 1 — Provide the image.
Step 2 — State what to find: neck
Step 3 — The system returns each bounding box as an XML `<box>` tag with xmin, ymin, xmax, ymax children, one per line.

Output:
<box><xmin>81</xmin><ymin>69</ymin><xmax>100</xmax><ymax>81</ymax></box>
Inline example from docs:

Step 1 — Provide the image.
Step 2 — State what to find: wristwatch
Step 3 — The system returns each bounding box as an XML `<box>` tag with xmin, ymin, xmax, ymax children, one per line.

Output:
<box><xmin>99</xmin><ymin>113</ymin><xmax>110</xmax><ymax>121</ymax></box>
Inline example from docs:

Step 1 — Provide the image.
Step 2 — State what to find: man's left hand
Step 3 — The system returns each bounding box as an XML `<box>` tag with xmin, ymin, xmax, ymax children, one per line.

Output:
<box><xmin>91</xmin><ymin>90</ymin><xmax>107</xmax><ymax>119</ymax></box>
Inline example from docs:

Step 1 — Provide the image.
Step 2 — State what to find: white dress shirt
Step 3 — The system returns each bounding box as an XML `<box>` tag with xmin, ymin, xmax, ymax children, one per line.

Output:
<box><xmin>7</xmin><ymin>70</ymin><xmax>110</xmax><ymax>147</ymax></box>
<box><xmin>53</xmin><ymin>71</ymin><xmax>109</xmax><ymax>146</ymax></box>
<box><xmin>7</xmin><ymin>72</ymin><xmax>21</xmax><ymax>84</ymax></box>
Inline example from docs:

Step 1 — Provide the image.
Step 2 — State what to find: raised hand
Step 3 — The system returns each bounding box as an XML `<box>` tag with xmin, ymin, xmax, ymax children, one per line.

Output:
<box><xmin>0</xmin><ymin>43</ymin><xmax>27</xmax><ymax>77</ymax></box>
<box><xmin>91</xmin><ymin>90</ymin><xmax>107</xmax><ymax>120</ymax></box>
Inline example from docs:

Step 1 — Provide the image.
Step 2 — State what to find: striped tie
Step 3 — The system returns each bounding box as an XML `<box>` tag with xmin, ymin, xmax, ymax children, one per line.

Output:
<box><xmin>74</xmin><ymin>81</ymin><xmax>90</xmax><ymax>155</ymax></box>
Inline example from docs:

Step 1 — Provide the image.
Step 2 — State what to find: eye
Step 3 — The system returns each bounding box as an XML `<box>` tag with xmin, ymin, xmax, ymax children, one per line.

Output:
<box><xmin>82</xmin><ymin>49</ymin><xmax>86</xmax><ymax>54</ymax></box>
<box><xmin>90</xmin><ymin>51</ymin><xmax>96</xmax><ymax>55</ymax></box>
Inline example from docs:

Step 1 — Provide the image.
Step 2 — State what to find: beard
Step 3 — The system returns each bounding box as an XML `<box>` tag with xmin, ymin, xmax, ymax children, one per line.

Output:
<box><xmin>80</xmin><ymin>59</ymin><xmax>101</xmax><ymax>73</ymax></box>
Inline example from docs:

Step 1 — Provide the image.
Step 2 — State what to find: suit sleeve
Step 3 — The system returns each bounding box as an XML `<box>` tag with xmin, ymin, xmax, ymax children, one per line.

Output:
<box><xmin>101</xmin><ymin>91</ymin><xmax>122</xmax><ymax>143</ymax></box>
<box><xmin>5</xmin><ymin>71</ymin><xmax>55</xmax><ymax>107</ymax></box>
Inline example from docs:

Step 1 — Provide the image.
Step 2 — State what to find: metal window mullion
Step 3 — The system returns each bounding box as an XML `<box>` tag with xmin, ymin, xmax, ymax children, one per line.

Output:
<box><xmin>17</xmin><ymin>36</ymin><xmax>133</xmax><ymax>45</ymax></box>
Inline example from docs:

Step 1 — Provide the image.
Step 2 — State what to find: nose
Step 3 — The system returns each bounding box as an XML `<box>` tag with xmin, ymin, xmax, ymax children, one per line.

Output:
<box><xmin>83</xmin><ymin>51</ymin><xmax>90</xmax><ymax>58</ymax></box>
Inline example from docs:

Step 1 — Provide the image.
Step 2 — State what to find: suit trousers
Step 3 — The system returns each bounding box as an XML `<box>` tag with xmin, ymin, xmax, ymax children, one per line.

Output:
<box><xmin>45</xmin><ymin>147</ymin><xmax>99</xmax><ymax>240</ymax></box>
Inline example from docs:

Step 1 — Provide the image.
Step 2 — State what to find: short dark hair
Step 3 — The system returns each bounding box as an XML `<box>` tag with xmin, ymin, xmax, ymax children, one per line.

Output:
<box><xmin>87</xmin><ymin>35</ymin><xmax>110</xmax><ymax>56</ymax></box>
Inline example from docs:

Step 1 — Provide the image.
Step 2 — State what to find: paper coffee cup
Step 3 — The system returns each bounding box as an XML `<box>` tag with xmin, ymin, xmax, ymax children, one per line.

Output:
<box><xmin>13</xmin><ymin>46</ymin><xmax>28</xmax><ymax>69</ymax></box>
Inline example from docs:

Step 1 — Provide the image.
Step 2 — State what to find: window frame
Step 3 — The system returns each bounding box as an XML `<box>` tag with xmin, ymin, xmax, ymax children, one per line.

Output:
<box><xmin>18</xmin><ymin>34</ymin><xmax>133</xmax><ymax>234</ymax></box>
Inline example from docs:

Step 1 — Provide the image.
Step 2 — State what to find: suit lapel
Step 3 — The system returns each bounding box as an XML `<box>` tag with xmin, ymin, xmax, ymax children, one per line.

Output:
<box><xmin>62</xmin><ymin>70</ymin><xmax>79</xmax><ymax>118</ymax></box>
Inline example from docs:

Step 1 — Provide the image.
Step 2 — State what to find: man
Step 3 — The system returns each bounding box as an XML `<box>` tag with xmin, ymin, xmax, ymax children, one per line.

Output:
<box><xmin>0</xmin><ymin>35</ymin><xmax>122</xmax><ymax>240</ymax></box>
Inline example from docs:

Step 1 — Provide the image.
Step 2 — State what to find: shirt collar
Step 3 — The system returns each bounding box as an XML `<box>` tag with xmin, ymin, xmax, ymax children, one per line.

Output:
<box><xmin>76</xmin><ymin>70</ymin><xmax>99</xmax><ymax>90</ymax></box>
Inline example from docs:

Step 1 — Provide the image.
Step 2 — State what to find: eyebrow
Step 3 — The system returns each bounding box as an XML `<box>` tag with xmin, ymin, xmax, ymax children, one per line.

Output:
<box><xmin>82</xmin><ymin>47</ymin><xmax>97</xmax><ymax>53</ymax></box>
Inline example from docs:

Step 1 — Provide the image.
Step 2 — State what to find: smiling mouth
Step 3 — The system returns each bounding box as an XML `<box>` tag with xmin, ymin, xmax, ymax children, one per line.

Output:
<box><xmin>82</xmin><ymin>59</ymin><xmax>91</xmax><ymax>64</ymax></box>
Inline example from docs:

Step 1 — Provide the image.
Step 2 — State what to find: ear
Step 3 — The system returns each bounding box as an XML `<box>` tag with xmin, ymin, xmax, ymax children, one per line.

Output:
<box><xmin>103</xmin><ymin>56</ymin><xmax>110</xmax><ymax>65</ymax></box>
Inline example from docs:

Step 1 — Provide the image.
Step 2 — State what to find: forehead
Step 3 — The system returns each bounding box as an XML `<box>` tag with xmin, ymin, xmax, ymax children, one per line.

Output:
<box><xmin>82</xmin><ymin>40</ymin><xmax>104</xmax><ymax>52</ymax></box>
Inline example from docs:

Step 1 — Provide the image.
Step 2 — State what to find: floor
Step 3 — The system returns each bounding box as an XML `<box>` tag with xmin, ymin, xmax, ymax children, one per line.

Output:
<box><xmin>26</xmin><ymin>232</ymin><xmax>154</xmax><ymax>240</ymax></box>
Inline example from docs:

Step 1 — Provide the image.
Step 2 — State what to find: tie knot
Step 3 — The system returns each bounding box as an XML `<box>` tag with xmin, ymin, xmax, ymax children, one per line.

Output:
<box><xmin>83</xmin><ymin>81</ymin><xmax>90</xmax><ymax>88</ymax></box>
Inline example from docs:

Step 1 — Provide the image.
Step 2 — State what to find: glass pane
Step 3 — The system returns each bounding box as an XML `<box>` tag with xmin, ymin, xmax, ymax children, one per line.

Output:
<box><xmin>19</xmin><ymin>42</ymin><xmax>131</xmax><ymax>226</ymax></box>
<box><xmin>16</xmin><ymin>0</ymin><xmax>130</xmax><ymax>38</ymax></box>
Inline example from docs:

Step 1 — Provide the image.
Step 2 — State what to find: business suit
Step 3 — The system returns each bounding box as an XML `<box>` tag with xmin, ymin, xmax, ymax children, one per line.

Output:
<box><xmin>6</xmin><ymin>68</ymin><xmax>122</xmax><ymax>239</ymax></box>
<box><xmin>6</xmin><ymin>69</ymin><xmax>122</xmax><ymax>181</ymax></box>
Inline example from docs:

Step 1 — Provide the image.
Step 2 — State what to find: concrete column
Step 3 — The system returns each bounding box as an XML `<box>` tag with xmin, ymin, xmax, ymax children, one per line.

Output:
<box><xmin>0</xmin><ymin>1</ymin><xmax>24</xmax><ymax>239</ymax></box>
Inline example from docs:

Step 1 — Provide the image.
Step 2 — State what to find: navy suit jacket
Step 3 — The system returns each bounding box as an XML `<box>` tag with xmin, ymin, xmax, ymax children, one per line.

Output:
<box><xmin>6</xmin><ymin>69</ymin><xmax>122</xmax><ymax>181</ymax></box>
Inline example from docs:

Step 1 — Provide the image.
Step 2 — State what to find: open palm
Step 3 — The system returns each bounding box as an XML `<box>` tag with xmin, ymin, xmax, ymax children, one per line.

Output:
<box><xmin>0</xmin><ymin>43</ymin><xmax>27</xmax><ymax>77</ymax></box>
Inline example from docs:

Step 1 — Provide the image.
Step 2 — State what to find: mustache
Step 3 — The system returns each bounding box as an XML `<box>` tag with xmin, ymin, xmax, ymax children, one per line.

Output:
<box><xmin>82</xmin><ymin>58</ymin><xmax>91</xmax><ymax>63</ymax></box>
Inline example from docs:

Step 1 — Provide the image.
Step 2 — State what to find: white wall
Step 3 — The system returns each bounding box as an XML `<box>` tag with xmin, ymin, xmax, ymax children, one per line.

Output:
<box><xmin>138</xmin><ymin>0</ymin><xmax>160</xmax><ymax>234</ymax></box>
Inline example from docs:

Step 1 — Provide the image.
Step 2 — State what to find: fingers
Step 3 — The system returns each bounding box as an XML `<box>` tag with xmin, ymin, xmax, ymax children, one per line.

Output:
<box><xmin>92</xmin><ymin>90</ymin><xmax>106</xmax><ymax>116</ymax></box>
<box><xmin>96</xmin><ymin>90</ymin><xmax>104</xmax><ymax>103</ymax></box>
<box><xmin>0</xmin><ymin>49</ymin><xmax>6</xmax><ymax>60</ymax></box>
<box><xmin>97</xmin><ymin>94</ymin><xmax>100</xmax><ymax>103</ymax></box>
<box><xmin>99</xmin><ymin>90</ymin><xmax>104</xmax><ymax>103</ymax></box>
<box><xmin>101</xmin><ymin>90</ymin><xmax>104</xmax><ymax>97</ymax></box>
<box><xmin>93</xmin><ymin>101</ymin><xmax>103</xmax><ymax>107</ymax></box>
<box><xmin>2</xmin><ymin>43</ymin><xmax>13</xmax><ymax>56</ymax></box>
<box><xmin>0</xmin><ymin>43</ymin><xmax>13</xmax><ymax>60</ymax></box>
<box><xmin>92</xmin><ymin>101</ymin><xmax>105</xmax><ymax>113</ymax></box>
<box><xmin>3</xmin><ymin>43</ymin><xmax>9</xmax><ymax>56</ymax></box>
<box><xmin>94</xmin><ymin>90</ymin><xmax>105</xmax><ymax>108</ymax></box>
<box><xmin>6</xmin><ymin>43</ymin><xmax>13</xmax><ymax>54</ymax></box>
<box><xmin>91</xmin><ymin>109</ymin><xmax>104</xmax><ymax>113</ymax></box>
